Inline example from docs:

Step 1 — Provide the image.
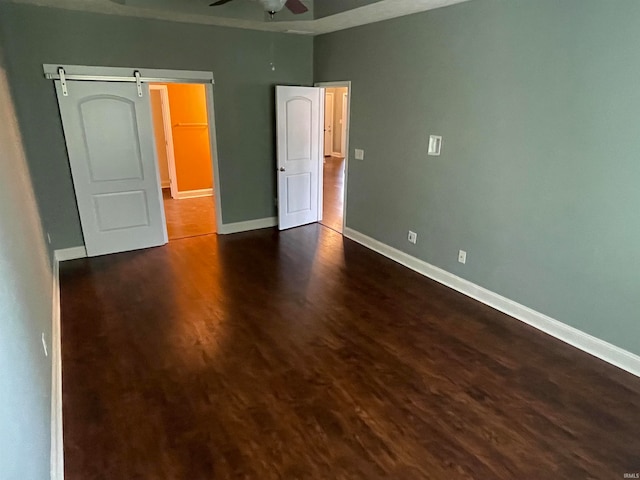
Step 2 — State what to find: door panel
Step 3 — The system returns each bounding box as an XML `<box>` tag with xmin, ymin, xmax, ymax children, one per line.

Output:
<box><xmin>286</xmin><ymin>97</ymin><xmax>313</xmax><ymax>160</ymax></box>
<box><xmin>93</xmin><ymin>191</ymin><xmax>150</xmax><ymax>231</ymax></box>
<box><xmin>81</xmin><ymin>97</ymin><xmax>144</xmax><ymax>181</ymax></box>
<box><xmin>276</xmin><ymin>86</ymin><xmax>322</xmax><ymax>231</ymax></box>
<box><xmin>286</xmin><ymin>173</ymin><xmax>312</xmax><ymax>213</ymax></box>
<box><xmin>55</xmin><ymin>80</ymin><xmax>167</xmax><ymax>257</ymax></box>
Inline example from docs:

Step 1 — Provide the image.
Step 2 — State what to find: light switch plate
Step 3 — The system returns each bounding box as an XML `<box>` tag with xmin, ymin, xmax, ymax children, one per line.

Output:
<box><xmin>355</xmin><ymin>149</ymin><xmax>365</xmax><ymax>160</ymax></box>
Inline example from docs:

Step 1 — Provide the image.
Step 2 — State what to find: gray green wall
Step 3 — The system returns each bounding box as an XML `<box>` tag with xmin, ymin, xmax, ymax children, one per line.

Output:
<box><xmin>315</xmin><ymin>0</ymin><xmax>640</xmax><ymax>355</ymax></box>
<box><xmin>0</xmin><ymin>33</ymin><xmax>53</xmax><ymax>480</ymax></box>
<box><xmin>0</xmin><ymin>3</ymin><xmax>313</xmax><ymax>250</ymax></box>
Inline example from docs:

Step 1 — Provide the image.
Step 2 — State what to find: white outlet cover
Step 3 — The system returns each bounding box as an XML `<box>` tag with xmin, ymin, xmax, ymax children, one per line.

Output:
<box><xmin>355</xmin><ymin>148</ymin><xmax>365</xmax><ymax>160</ymax></box>
<box><xmin>458</xmin><ymin>250</ymin><xmax>467</xmax><ymax>264</ymax></box>
<box><xmin>408</xmin><ymin>231</ymin><xmax>417</xmax><ymax>244</ymax></box>
<box><xmin>428</xmin><ymin>135</ymin><xmax>442</xmax><ymax>156</ymax></box>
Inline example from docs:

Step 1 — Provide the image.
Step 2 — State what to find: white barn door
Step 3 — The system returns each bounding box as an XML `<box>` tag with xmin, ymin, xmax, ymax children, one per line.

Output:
<box><xmin>276</xmin><ymin>86</ymin><xmax>323</xmax><ymax>231</ymax></box>
<box><xmin>55</xmin><ymin>80</ymin><xmax>167</xmax><ymax>257</ymax></box>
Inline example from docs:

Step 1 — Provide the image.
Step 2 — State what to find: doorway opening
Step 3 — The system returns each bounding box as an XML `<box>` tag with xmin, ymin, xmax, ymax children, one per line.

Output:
<box><xmin>45</xmin><ymin>64</ymin><xmax>222</xmax><ymax>257</ymax></box>
<box><xmin>317</xmin><ymin>82</ymin><xmax>350</xmax><ymax>234</ymax></box>
<box><xmin>149</xmin><ymin>83</ymin><xmax>217</xmax><ymax>241</ymax></box>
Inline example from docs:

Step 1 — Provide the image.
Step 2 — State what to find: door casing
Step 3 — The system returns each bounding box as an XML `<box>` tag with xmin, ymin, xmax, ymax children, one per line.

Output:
<box><xmin>315</xmin><ymin>81</ymin><xmax>352</xmax><ymax>234</ymax></box>
<box><xmin>149</xmin><ymin>84</ymin><xmax>179</xmax><ymax>199</ymax></box>
<box><xmin>339</xmin><ymin>92</ymin><xmax>349</xmax><ymax>157</ymax></box>
<box><xmin>324</xmin><ymin>91</ymin><xmax>334</xmax><ymax>156</ymax></box>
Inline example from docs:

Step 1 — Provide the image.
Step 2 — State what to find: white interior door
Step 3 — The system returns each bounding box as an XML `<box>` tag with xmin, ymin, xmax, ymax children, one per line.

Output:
<box><xmin>324</xmin><ymin>91</ymin><xmax>334</xmax><ymax>156</ymax></box>
<box><xmin>55</xmin><ymin>80</ymin><xmax>168</xmax><ymax>257</ymax></box>
<box><xmin>276</xmin><ymin>86</ymin><xmax>323</xmax><ymax>231</ymax></box>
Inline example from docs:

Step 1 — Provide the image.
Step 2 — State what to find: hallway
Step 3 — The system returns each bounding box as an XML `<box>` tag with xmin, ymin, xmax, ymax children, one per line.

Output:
<box><xmin>163</xmin><ymin>189</ymin><xmax>216</xmax><ymax>240</ymax></box>
<box><xmin>320</xmin><ymin>156</ymin><xmax>344</xmax><ymax>233</ymax></box>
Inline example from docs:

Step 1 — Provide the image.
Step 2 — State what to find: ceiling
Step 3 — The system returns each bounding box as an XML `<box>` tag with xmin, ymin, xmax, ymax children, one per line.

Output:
<box><xmin>3</xmin><ymin>0</ymin><xmax>473</xmax><ymax>35</ymax></box>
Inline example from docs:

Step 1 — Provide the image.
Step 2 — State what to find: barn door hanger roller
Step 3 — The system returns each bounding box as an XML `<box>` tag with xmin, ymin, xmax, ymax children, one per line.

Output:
<box><xmin>54</xmin><ymin>68</ymin><xmax>144</xmax><ymax>97</ymax></box>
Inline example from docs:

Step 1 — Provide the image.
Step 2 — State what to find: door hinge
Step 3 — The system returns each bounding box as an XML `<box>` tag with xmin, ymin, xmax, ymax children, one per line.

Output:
<box><xmin>274</xmin><ymin>197</ymin><xmax>278</xmax><ymax>207</ymax></box>
<box><xmin>58</xmin><ymin>67</ymin><xmax>68</xmax><ymax>96</ymax></box>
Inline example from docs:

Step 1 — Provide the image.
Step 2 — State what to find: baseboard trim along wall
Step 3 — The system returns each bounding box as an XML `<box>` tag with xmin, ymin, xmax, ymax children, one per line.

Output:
<box><xmin>343</xmin><ymin>227</ymin><xmax>640</xmax><ymax>378</ymax></box>
<box><xmin>52</xmin><ymin>216</ymin><xmax>279</xmax><ymax>257</ymax></box>
<box><xmin>218</xmin><ymin>217</ymin><xmax>278</xmax><ymax>235</ymax></box>
<box><xmin>175</xmin><ymin>188</ymin><xmax>213</xmax><ymax>200</ymax></box>
<box><xmin>54</xmin><ymin>246</ymin><xmax>87</xmax><ymax>262</ymax></box>
<box><xmin>51</xmin><ymin>259</ymin><xmax>64</xmax><ymax>480</ymax></box>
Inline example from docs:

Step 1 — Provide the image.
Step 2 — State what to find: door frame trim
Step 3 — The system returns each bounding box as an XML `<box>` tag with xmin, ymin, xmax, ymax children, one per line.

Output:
<box><xmin>314</xmin><ymin>81</ymin><xmax>352</xmax><ymax>234</ymax></box>
<box><xmin>324</xmin><ymin>90</ymin><xmax>335</xmax><ymax>157</ymax></box>
<box><xmin>43</xmin><ymin>64</ymin><xmax>223</xmax><ymax>235</ymax></box>
<box><xmin>149</xmin><ymin>84</ymin><xmax>179</xmax><ymax>199</ymax></box>
<box><xmin>339</xmin><ymin>91</ymin><xmax>348</xmax><ymax>157</ymax></box>
<box><xmin>204</xmin><ymin>82</ymin><xmax>224</xmax><ymax>234</ymax></box>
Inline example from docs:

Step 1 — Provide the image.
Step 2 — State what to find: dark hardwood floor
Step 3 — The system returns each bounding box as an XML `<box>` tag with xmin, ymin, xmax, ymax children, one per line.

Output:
<box><xmin>60</xmin><ymin>225</ymin><xmax>640</xmax><ymax>480</ymax></box>
<box><xmin>320</xmin><ymin>156</ymin><xmax>344</xmax><ymax>233</ymax></box>
<box><xmin>163</xmin><ymin>188</ymin><xmax>216</xmax><ymax>240</ymax></box>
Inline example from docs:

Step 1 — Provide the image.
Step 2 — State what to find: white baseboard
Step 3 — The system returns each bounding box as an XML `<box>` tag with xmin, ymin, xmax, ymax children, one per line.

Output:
<box><xmin>218</xmin><ymin>217</ymin><xmax>277</xmax><ymax>235</ymax></box>
<box><xmin>54</xmin><ymin>246</ymin><xmax>86</xmax><ymax>262</ymax></box>
<box><xmin>51</xmin><ymin>259</ymin><xmax>64</xmax><ymax>480</ymax></box>
<box><xmin>343</xmin><ymin>227</ymin><xmax>640</xmax><ymax>378</ymax></box>
<box><xmin>175</xmin><ymin>188</ymin><xmax>213</xmax><ymax>200</ymax></box>
<box><xmin>53</xmin><ymin>215</ymin><xmax>276</xmax><ymax>255</ymax></box>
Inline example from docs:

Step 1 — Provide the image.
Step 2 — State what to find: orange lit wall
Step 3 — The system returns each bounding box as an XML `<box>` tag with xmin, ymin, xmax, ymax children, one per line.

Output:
<box><xmin>166</xmin><ymin>84</ymin><xmax>213</xmax><ymax>192</ymax></box>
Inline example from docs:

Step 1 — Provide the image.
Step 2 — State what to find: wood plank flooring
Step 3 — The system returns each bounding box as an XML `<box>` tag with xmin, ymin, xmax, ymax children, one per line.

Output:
<box><xmin>163</xmin><ymin>188</ymin><xmax>216</xmax><ymax>240</ymax></box>
<box><xmin>60</xmin><ymin>225</ymin><xmax>640</xmax><ymax>480</ymax></box>
<box><xmin>320</xmin><ymin>156</ymin><xmax>344</xmax><ymax>233</ymax></box>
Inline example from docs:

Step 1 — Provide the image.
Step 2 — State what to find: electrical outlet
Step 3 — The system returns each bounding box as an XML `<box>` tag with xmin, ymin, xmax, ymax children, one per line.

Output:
<box><xmin>354</xmin><ymin>148</ymin><xmax>365</xmax><ymax>160</ymax></box>
<box><xmin>458</xmin><ymin>250</ymin><xmax>467</xmax><ymax>264</ymax></box>
<box><xmin>41</xmin><ymin>332</ymin><xmax>48</xmax><ymax>357</ymax></box>
<box><xmin>408</xmin><ymin>231</ymin><xmax>417</xmax><ymax>244</ymax></box>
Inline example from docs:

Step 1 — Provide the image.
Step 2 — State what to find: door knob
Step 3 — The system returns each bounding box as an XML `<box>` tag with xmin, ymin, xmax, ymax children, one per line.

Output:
<box><xmin>278</xmin><ymin>167</ymin><xmax>285</xmax><ymax>172</ymax></box>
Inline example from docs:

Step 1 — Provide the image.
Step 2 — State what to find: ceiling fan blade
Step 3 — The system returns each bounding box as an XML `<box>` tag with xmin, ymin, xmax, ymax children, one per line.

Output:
<box><xmin>209</xmin><ymin>0</ymin><xmax>235</xmax><ymax>6</ymax></box>
<box><xmin>284</xmin><ymin>0</ymin><xmax>308</xmax><ymax>14</ymax></box>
